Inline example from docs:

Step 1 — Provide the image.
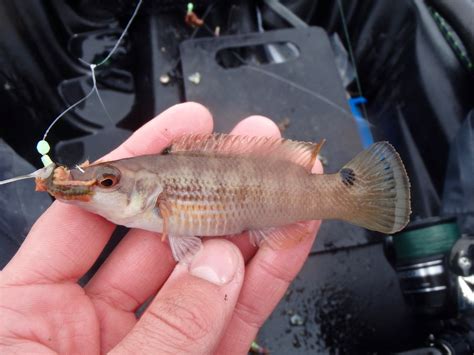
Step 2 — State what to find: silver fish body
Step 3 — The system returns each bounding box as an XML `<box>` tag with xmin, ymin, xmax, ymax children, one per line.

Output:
<box><xmin>38</xmin><ymin>134</ymin><xmax>411</xmax><ymax>261</ymax></box>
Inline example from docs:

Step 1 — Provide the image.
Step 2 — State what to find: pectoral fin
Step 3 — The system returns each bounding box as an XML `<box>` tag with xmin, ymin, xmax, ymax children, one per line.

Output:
<box><xmin>168</xmin><ymin>235</ymin><xmax>202</xmax><ymax>262</ymax></box>
<box><xmin>156</xmin><ymin>193</ymin><xmax>172</xmax><ymax>242</ymax></box>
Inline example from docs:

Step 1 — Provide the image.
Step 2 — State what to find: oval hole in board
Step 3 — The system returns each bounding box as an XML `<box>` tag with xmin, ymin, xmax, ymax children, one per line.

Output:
<box><xmin>215</xmin><ymin>42</ymin><xmax>300</xmax><ymax>69</ymax></box>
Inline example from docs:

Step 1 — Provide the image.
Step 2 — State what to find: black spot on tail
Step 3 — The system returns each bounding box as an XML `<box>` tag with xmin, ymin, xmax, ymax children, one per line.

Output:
<box><xmin>340</xmin><ymin>168</ymin><xmax>356</xmax><ymax>187</ymax></box>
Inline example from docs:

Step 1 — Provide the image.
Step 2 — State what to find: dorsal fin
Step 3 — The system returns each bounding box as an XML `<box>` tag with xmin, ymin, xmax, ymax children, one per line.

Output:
<box><xmin>168</xmin><ymin>133</ymin><xmax>325</xmax><ymax>172</ymax></box>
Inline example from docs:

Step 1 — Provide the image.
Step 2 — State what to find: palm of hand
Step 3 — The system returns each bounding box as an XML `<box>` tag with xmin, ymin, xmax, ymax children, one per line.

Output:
<box><xmin>1</xmin><ymin>282</ymin><xmax>100</xmax><ymax>353</ymax></box>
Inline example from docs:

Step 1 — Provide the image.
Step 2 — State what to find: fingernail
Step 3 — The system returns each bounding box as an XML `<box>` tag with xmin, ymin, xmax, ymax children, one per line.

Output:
<box><xmin>189</xmin><ymin>240</ymin><xmax>240</xmax><ymax>285</ymax></box>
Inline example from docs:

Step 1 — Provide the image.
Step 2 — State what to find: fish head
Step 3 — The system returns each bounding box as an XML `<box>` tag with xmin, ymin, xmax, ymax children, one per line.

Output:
<box><xmin>35</xmin><ymin>162</ymin><xmax>136</xmax><ymax>217</ymax></box>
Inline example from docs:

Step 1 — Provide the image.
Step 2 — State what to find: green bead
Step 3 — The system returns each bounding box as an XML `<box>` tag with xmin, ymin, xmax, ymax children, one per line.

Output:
<box><xmin>36</xmin><ymin>140</ymin><xmax>50</xmax><ymax>155</ymax></box>
<box><xmin>187</xmin><ymin>2</ymin><xmax>193</xmax><ymax>13</ymax></box>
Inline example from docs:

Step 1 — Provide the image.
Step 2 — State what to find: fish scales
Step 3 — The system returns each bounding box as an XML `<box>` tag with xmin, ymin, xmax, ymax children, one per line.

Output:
<box><xmin>153</xmin><ymin>154</ymin><xmax>319</xmax><ymax>236</ymax></box>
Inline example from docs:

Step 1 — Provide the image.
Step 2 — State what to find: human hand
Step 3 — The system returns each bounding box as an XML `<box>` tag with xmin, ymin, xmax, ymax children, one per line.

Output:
<box><xmin>0</xmin><ymin>103</ymin><xmax>321</xmax><ymax>354</ymax></box>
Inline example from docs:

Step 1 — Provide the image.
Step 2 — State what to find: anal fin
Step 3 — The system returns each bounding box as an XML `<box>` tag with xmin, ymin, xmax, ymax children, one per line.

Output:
<box><xmin>168</xmin><ymin>235</ymin><xmax>202</xmax><ymax>262</ymax></box>
<box><xmin>249</xmin><ymin>222</ymin><xmax>313</xmax><ymax>249</ymax></box>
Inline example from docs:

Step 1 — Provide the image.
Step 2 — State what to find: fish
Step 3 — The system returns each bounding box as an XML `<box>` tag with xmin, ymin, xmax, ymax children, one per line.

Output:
<box><xmin>34</xmin><ymin>133</ymin><xmax>411</xmax><ymax>261</ymax></box>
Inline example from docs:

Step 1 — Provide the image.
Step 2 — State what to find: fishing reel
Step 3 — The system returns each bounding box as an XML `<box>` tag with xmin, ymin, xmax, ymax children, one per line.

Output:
<box><xmin>384</xmin><ymin>217</ymin><xmax>474</xmax><ymax>354</ymax></box>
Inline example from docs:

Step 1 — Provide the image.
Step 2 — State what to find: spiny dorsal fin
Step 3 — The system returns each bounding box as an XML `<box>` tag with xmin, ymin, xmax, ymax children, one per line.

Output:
<box><xmin>168</xmin><ymin>133</ymin><xmax>325</xmax><ymax>172</ymax></box>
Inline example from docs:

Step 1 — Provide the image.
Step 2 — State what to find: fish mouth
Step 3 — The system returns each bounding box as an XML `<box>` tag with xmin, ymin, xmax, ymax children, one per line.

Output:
<box><xmin>36</xmin><ymin>165</ymin><xmax>96</xmax><ymax>202</ymax></box>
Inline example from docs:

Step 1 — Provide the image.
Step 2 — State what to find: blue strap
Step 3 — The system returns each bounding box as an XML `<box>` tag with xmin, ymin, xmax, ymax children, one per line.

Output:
<box><xmin>348</xmin><ymin>97</ymin><xmax>373</xmax><ymax>148</ymax></box>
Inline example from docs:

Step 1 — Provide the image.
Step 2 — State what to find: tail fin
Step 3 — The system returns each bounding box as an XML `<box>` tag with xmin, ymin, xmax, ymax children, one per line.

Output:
<box><xmin>339</xmin><ymin>142</ymin><xmax>411</xmax><ymax>234</ymax></box>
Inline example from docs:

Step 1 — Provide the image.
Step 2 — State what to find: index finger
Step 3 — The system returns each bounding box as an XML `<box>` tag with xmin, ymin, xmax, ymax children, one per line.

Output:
<box><xmin>2</xmin><ymin>103</ymin><xmax>213</xmax><ymax>285</ymax></box>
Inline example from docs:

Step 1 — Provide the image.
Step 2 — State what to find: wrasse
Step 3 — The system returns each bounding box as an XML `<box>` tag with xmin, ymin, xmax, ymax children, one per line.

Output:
<box><xmin>35</xmin><ymin>134</ymin><xmax>411</xmax><ymax>261</ymax></box>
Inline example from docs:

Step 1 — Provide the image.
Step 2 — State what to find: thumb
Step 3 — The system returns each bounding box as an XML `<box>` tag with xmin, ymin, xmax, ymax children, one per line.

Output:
<box><xmin>111</xmin><ymin>239</ymin><xmax>245</xmax><ymax>354</ymax></box>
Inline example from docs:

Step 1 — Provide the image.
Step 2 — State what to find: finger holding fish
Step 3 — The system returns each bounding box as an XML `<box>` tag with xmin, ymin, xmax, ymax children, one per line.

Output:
<box><xmin>84</xmin><ymin>228</ymin><xmax>176</xmax><ymax>352</ymax></box>
<box><xmin>217</xmin><ymin>221</ymin><xmax>321</xmax><ymax>354</ymax></box>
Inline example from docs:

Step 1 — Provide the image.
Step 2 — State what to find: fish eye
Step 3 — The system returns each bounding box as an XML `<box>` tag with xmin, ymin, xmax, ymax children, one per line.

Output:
<box><xmin>98</xmin><ymin>174</ymin><xmax>119</xmax><ymax>188</ymax></box>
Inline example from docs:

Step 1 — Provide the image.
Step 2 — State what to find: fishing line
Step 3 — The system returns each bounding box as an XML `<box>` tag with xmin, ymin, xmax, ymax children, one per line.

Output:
<box><xmin>37</xmin><ymin>0</ymin><xmax>144</xmax><ymax>168</ymax></box>
<box><xmin>92</xmin><ymin>0</ymin><xmax>143</xmax><ymax>68</ymax></box>
<box><xmin>0</xmin><ymin>164</ymin><xmax>55</xmax><ymax>186</ymax></box>
<box><xmin>169</xmin><ymin>2</ymin><xmax>217</xmax><ymax>77</ymax></box>
<box><xmin>336</xmin><ymin>0</ymin><xmax>369</xmax><ymax>121</ymax></box>
<box><xmin>230</xmin><ymin>51</ymin><xmax>353</xmax><ymax>119</ymax></box>
<box><xmin>0</xmin><ymin>174</ymin><xmax>43</xmax><ymax>186</ymax></box>
<box><xmin>80</xmin><ymin>62</ymin><xmax>114</xmax><ymax>126</ymax></box>
<box><xmin>245</xmin><ymin>64</ymin><xmax>352</xmax><ymax>117</ymax></box>
<box><xmin>41</xmin><ymin>88</ymin><xmax>95</xmax><ymax>144</ymax></box>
